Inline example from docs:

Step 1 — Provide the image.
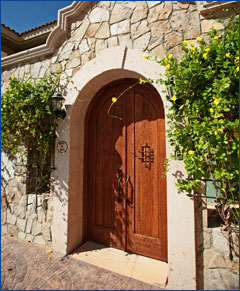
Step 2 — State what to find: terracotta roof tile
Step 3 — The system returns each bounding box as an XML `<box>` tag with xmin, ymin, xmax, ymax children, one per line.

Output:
<box><xmin>1</xmin><ymin>20</ymin><xmax>57</xmax><ymax>36</ymax></box>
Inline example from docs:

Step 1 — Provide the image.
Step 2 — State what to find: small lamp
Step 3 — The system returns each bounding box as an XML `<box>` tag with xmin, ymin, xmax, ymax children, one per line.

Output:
<box><xmin>51</xmin><ymin>92</ymin><xmax>66</xmax><ymax>119</ymax></box>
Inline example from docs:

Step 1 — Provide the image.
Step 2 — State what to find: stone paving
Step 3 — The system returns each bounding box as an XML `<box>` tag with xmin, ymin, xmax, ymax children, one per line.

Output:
<box><xmin>1</xmin><ymin>235</ymin><xmax>163</xmax><ymax>290</ymax></box>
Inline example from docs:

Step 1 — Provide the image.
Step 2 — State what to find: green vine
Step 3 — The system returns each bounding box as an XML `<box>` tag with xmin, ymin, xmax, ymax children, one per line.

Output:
<box><xmin>1</xmin><ymin>74</ymin><xmax>61</xmax><ymax>191</ymax></box>
<box><xmin>149</xmin><ymin>14</ymin><xmax>239</xmax><ymax>255</ymax></box>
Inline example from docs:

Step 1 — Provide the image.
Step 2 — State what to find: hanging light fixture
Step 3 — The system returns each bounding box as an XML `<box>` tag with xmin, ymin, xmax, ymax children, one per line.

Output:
<box><xmin>51</xmin><ymin>92</ymin><xmax>66</xmax><ymax>119</ymax></box>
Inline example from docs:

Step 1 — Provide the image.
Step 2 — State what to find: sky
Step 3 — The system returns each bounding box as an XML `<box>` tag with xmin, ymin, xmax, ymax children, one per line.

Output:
<box><xmin>1</xmin><ymin>1</ymin><xmax>73</xmax><ymax>33</ymax></box>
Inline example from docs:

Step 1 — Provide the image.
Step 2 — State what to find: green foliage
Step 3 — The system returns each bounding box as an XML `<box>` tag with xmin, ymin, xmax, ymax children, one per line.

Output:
<box><xmin>1</xmin><ymin>74</ymin><xmax>60</xmax><ymax>189</ymax></box>
<box><xmin>154</xmin><ymin>15</ymin><xmax>239</xmax><ymax>214</ymax></box>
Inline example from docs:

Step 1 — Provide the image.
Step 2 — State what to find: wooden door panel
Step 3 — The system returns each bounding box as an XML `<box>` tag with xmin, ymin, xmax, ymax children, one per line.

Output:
<box><xmin>134</xmin><ymin>92</ymin><xmax>159</xmax><ymax>238</ymax></box>
<box><xmin>87</xmin><ymin>83</ymin><xmax>126</xmax><ymax>249</ymax></box>
<box><xmin>126</xmin><ymin>83</ymin><xmax>167</xmax><ymax>262</ymax></box>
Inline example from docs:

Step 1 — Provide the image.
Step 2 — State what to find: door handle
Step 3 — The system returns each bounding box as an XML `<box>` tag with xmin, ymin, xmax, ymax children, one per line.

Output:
<box><xmin>117</xmin><ymin>168</ymin><xmax>123</xmax><ymax>202</ymax></box>
<box><xmin>125</xmin><ymin>174</ymin><xmax>130</xmax><ymax>203</ymax></box>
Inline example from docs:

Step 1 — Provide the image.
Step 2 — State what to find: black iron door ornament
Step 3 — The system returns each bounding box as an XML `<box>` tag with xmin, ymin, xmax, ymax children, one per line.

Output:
<box><xmin>138</xmin><ymin>143</ymin><xmax>154</xmax><ymax>168</ymax></box>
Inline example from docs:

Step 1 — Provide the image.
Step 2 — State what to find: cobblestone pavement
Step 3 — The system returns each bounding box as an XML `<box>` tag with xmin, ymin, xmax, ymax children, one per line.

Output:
<box><xmin>1</xmin><ymin>236</ymin><xmax>163</xmax><ymax>290</ymax></box>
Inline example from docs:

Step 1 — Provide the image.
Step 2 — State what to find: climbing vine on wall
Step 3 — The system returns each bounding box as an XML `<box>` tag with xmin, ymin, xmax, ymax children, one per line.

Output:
<box><xmin>1</xmin><ymin>74</ymin><xmax>61</xmax><ymax>191</ymax></box>
<box><xmin>150</xmin><ymin>14</ymin><xmax>239</xmax><ymax>254</ymax></box>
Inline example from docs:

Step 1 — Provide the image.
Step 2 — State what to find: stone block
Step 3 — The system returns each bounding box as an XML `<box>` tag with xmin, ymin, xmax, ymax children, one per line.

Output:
<box><xmin>17</xmin><ymin>218</ymin><xmax>27</xmax><ymax>232</ymax></box>
<box><xmin>8</xmin><ymin>225</ymin><xmax>18</xmax><ymax>237</ymax></box>
<box><xmin>26</xmin><ymin>219</ymin><xmax>33</xmax><ymax>234</ymax></box>
<box><xmin>110</xmin><ymin>19</ymin><xmax>130</xmax><ymax>36</ymax></box>
<box><xmin>6</xmin><ymin>213</ymin><xmax>17</xmax><ymax>225</ymax></box>
<box><xmin>58</xmin><ymin>42</ymin><xmax>75</xmax><ymax>62</ymax></box>
<box><xmin>107</xmin><ymin>37</ymin><xmax>118</xmax><ymax>48</ymax></box>
<box><xmin>166</xmin><ymin>31</ymin><xmax>182</xmax><ymax>49</ymax></box>
<box><xmin>18</xmin><ymin>195</ymin><xmax>27</xmax><ymax>207</ymax></box>
<box><xmin>147</xmin><ymin>1</ymin><xmax>161</xmax><ymax>9</ymax></box>
<box><xmin>204</xmin><ymin>248</ymin><xmax>226</xmax><ymax>268</ymax></box>
<box><xmin>46</xmin><ymin>211</ymin><xmax>53</xmax><ymax>224</ymax></box>
<box><xmin>1</xmin><ymin>211</ymin><xmax>6</xmax><ymax>225</ymax></box>
<box><xmin>118</xmin><ymin>35</ymin><xmax>132</xmax><ymax>49</ymax></box>
<box><xmin>79</xmin><ymin>39</ymin><xmax>90</xmax><ymax>55</ymax></box>
<box><xmin>110</xmin><ymin>3</ymin><xmax>133</xmax><ymax>24</ymax></box>
<box><xmin>95</xmin><ymin>39</ymin><xmax>107</xmax><ymax>55</ymax></box>
<box><xmin>37</xmin><ymin>209</ymin><xmax>45</xmax><ymax>223</ymax></box>
<box><xmin>1</xmin><ymin>224</ymin><xmax>8</xmax><ymax>235</ymax></box>
<box><xmin>14</xmin><ymin>205</ymin><xmax>26</xmax><ymax>219</ymax></box>
<box><xmin>18</xmin><ymin>231</ymin><xmax>26</xmax><ymax>240</ymax></box>
<box><xmin>203</xmin><ymin>229</ymin><xmax>212</xmax><ymax>249</ymax></box>
<box><xmin>131</xmin><ymin>1</ymin><xmax>148</xmax><ymax>24</ymax></box>
<box><xmin>31</xmin><ymin>61</ymin><xmax>42</xmax><ymax>79</ymax></box>
<box><xmin>34</xmin><ymin>235</ymin><xmax>46</xmax><ymax>246</ymax></box>
<box><xmin>201</xmin><ymin>19</ymin><xmax>224</xmax><ymax>34</ymax></box>
<box><xmin>89</xmin><ymin>7</ymin><xmax>109</xmax><ymax>23</ymax></box>
<box><xmin>42</xmin><ymin>224</ymin><xmax>52</xmax><ymax>241</ymax></box>
<box><xmin>25</xmin><ymin>234</ymin><xmax>34</xmax><ymax>242</ymax></box>
<box><xmin>86</xmin><ymin>23</ymin><xmax>101</xmax><ymax>38</ymax></box>
<box><xmin>133</xmin><ymin>32</ymin><xmax>151</xmax><ymax>51</ymax></box>
<box><xmin>212</xmin><ymin>228</ymin><xmax>229</xmax><ymax>253</ymax></box>
<box><xmin>32</xmin><ymin>221</ymin><xmax>42</xmax><ymax>236</ymax></box>
<box><xmin>73</xmin><ymin>19</ymin><xmax>90</xmax><ymax>43</ymax></box>
<box><xmin>150</xmin><ymin>21</ymin><xmax>171</xmax><ymax>39</ymax></box>
<box><xmin>131</xmin><ymin>20</ymin><xmax>150</xmax><ymax>40</ymax></box>
<box><xmin>148</xmin><ymin>2</ymin><xmax>170</xmax><ymax>23</ymax></box>
<box><xmin>95</xmin><ymin>22</ymin><xmax>110</xmax><ymax>39</ymax></box>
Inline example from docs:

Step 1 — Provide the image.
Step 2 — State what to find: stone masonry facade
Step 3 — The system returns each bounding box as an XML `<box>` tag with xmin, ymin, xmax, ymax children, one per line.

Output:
<box><xmin>1</xmin><ymin>1</ymin><xmax>239</xmax><ymax>289</ymax></box>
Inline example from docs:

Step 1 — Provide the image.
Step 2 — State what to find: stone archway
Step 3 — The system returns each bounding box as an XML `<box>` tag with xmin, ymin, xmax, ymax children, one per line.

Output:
<box><xmin>51</xmin><ymin>46</ymin><xmax>197</xmax><ymax>290</ymax></box>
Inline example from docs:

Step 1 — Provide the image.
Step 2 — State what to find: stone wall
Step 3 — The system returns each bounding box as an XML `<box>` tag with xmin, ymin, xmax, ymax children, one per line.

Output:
<box><xmin>1</xmin><ymin>152</ymin><xmax>53</xmax><ymax>247</ymax></box>
<box><xmin>1</xmin><ymin>1</ymin><xmax>239</xmax><ymax>289</ymax></box>
<box><xmin>195</xmin><ymin>198</ymin><xmax>239</xmax><ymax>290</ymax></box>
<box><xmin>202</xmin><ymin>227</ymin><xmax>239</xmax><ymax>290</ymax></box>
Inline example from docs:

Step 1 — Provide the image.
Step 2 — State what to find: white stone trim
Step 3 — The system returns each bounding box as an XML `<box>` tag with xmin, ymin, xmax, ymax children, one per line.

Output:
<box><xmin>1</xmin><ymin>1</ymin><xmax>90</xmax><ymax>68</ymax></box>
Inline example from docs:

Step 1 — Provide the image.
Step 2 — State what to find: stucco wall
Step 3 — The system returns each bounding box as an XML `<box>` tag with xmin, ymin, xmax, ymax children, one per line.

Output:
<box><xmin>1</xmin><ymin>1</ymin><xmax>239</xmax><ymax>290</ymax></box>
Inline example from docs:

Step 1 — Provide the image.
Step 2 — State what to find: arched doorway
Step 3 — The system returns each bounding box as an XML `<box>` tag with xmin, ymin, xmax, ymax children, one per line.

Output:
<box><xmin>84</xmin><ymin>79</ymin><xmax>167</xmax><ymax>262</ymax></box>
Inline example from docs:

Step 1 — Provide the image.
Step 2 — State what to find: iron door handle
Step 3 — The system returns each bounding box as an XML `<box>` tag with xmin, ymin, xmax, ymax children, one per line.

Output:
<box><xmin>118</xmin><ymin>168</ymin><xmax>123</xmax><ymax>202</ymax></box>
<box><xmin>125</xmin><ymin>174</ymin><xmax>130</xmax><ymax>202</ymax></box>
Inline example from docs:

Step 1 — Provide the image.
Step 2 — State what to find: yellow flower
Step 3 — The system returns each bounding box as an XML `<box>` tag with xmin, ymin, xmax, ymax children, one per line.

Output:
<box><xmin>13</xmin><ymin>138</ymin><xmax>17</xmax><ymax>142</ymax></box>
<box><xmin>11</xmin><ymin>75</ymin><xmax>14</xmax><ymax>79</ymax></box>
<box><xmin>236</xmin><ymin>56</ymin><xmax>239</xmax><ymax>61</ymax></box>
<box><xmin>171</xmin><ymin>96</ymin><xmax>177</xmax><ymax>102</ymax></box>
<box><xmin>214</xmin><ymin>98</ymin><xmax>220</xmax><ymax>105</ymax></box>
<box><xmin>162</xmin><ymin>72</ymin><xmax>166</xmax><ymax>76</ymax></box>
<box><xmin>46</xmin><ymin>250</ymin><xmax>52</xmax><ymax>254</ymax></box>
<box><xmin>139</xmin><ymin>78</ymin><xmax>147</xmax><ymax>84</ymax></box>
<box><xmin>47</xmin><ymin>257</ymin><xmax>52</xmax><ymax>261</ymax></box>
<box><xmin>142</xmin><ymin>55</ymin><xmax>147</xmax><ymax>59</ymax></box>
<box><xmin>190</xmin><ymin>41</ymin><xmax>194</xmax><ymax>47</ymax></box>
<box><xmin>188</xmin><ymin>150</ymin><xmax>194</xmax><ymax>155</ymax></box>
<box><xmin>225</xmin><ymin>84</ymin><xmax>230</xmax><ymax>89</ymax></box>
<box><xmin>209</xmin><ymin>108</ymin><xmax>214</xmax><ymax>113</ymax></box>
<box><xmin>183</xmin><ymin>40</ymin><xmax>188</xmax><ymax>46</ymax></box>
<box><xmin>191</xmin><ymin>47</ymin><xmax>196</xmax><ymax>51</ymax></box>
<box><xmin>197</xmin><ymin>37</ymin><xmax>202</xmax><ymax>42</ymax></box>
<box><xmin>3</xmin><ymin>104</ymin><xmax>6</xmax><ymax>108</ymax></box>
<box><xmin>205</xmin><ymin>48</ymin><xmax>210</xmax><ymax>52</ymax></box>
<box><xmin>203</xmin><ymin>53</ymin><xmax>208</xmax><ymax>59</ymax></box>
<box><xmin>214</xmin><ymin>35</ymin><xmax>219</xmax><ymax>40</ymax></box>
<box><xmin>168</xmin><ymin>54</ymin><xmax>173</xmax><ymax>59</ymax></box>
<box><xmin>10</xmin><ymin>94</ymin><xmax>14</xmax><ymax>97</ymax></box>
<box><xmin>166</xmin><ymin>64</ymin><xmax>170</xmax><ymax>70</ymax></box>
<box><xmin>173</xmin><ymin>80</ymin><xmax>176</xmax><ymax>85</ymax></box>
<box><xmin>226</xmin><ymin>52</ymin><xmax>231</xmax><ymax>58</ymax></box>
<box><xmin>236</xmin><ymin>66</ymin><xmax>239</xmax><ymax>72</ymax></box>
<box><xmin>112</xmin><ymin>97</ymin><xmax>117</xmax><ymax>103</ymax></box>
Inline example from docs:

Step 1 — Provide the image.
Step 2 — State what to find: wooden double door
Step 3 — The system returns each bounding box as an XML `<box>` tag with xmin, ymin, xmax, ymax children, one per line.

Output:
<box><xmin>86</xmin><ymin>79</ymin><xmax>167</xmax><ymax>262</ymax></box>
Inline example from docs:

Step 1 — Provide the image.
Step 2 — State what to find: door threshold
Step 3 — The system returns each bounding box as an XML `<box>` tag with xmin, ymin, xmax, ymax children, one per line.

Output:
<box><xmin>70</xmin><ymin>241</ymin><xmax>168</xmax><ymax>288</ymax></box>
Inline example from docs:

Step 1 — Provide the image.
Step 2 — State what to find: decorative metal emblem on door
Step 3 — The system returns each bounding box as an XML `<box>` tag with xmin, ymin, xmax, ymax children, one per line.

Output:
<box><xmin>138</xmin><ymin>143</ymin><xmax>154</xmax><ymax>168</ymax></box>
